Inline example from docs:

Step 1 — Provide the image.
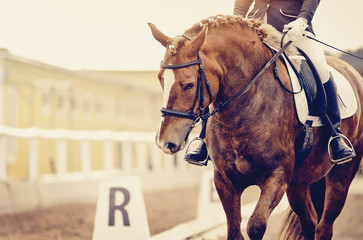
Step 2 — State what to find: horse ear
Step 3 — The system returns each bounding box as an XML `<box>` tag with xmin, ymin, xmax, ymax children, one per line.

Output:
<box><xmin>148</xmin><ymin>22</ymin><xmax>171</xmax><ymax>48</ymax></box>
<box><xmin>190</xmin><ymin>26</ymin><xmax>207</xmax><ymax>53</ymax></box>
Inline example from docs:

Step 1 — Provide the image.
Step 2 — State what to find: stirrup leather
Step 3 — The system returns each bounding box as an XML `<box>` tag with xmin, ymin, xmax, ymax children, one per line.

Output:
<box><xmin>328</xmin><ymin>134</ymin><xmax>356</xmax><ymax>165</ymax></box>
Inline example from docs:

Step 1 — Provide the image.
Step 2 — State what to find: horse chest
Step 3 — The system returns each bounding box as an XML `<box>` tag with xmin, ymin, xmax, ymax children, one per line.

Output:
<box><xmin>211</xmin><ymin>113</ymin><xmax>298</xmax><ymax>180</ymax></box>
<box><xmin>208</xmin><ymin>126</ymin><xmax>276</xmax><ymax>179</ymax></box>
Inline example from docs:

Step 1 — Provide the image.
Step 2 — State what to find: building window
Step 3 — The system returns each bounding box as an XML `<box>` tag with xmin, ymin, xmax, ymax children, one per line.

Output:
<box><xmin>56</xmin><ymin>91</ymin><xmax>67</xmax><ymax>116</ymax></box>
<box><xmin>82</xmin><ymin>94</ymin><xmax>93</xmax><ymax>120</ymax></box>
<box><xmin>7</xmin><ymin>85</ymin><xmax>17</xmax><ymax>126</ymax></box>
<box><xmin>41</xmin><ymin>88</ymin><xmax>52</xmax><ymax>117</ymax></box>
<box><xmin>94</xmin><ymin>98</ymin><xmax>103</xmax><ymax>121</ymax></box>
<box><xmin>70</xmin><ymin>94</ymin><xmax>79</xmax><ymax>118</ymax></box>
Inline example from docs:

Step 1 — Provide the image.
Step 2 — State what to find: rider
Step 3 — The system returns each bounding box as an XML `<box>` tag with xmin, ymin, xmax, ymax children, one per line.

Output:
<box><xmin>184</xmin><ymin>0</ymin><xmax>355</xmax><ymax>165</ymax></box>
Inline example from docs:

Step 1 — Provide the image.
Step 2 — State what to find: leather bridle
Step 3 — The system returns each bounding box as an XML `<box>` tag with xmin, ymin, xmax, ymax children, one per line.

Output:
<box><xmin>159</xmin><ymin>35</ymin><xmax>294</xmax><ymax>128</ymax></box>
<box><xmin>160</xmin><ymin>52</ymin><xmax>214</xmax><ymax>124</ymax></box>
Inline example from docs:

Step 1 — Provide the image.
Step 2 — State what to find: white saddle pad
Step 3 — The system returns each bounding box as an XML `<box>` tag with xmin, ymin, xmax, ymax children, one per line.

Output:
<box><xmin>285</xmin><ymin>56</ymin><xmax>358</xmax><ymax>127</ymax></box>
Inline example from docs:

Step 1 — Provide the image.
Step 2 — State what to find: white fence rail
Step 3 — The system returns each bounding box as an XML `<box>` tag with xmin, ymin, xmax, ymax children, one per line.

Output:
<box><xmin>0</xmin><ymin>125</ymin><xmax>188</xmax><ymax>181</ymax></box>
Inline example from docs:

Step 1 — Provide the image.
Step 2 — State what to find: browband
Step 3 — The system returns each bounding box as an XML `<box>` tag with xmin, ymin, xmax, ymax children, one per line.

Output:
<box><xmin>160</xmin><ymin>59</ymin><xmax>202</xmax><ymax>69</ymax></box>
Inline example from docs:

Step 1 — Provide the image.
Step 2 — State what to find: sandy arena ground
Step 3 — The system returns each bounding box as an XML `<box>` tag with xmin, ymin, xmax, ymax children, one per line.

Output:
<box><xmin>0</xmin><ymin>186</ymin><xmax>198</xmax><ymax>240</ymax></box>
<box><xmin>0</xmin><ymin>182</ymin><xmax>362</xmax><ymax>240</ymax></box>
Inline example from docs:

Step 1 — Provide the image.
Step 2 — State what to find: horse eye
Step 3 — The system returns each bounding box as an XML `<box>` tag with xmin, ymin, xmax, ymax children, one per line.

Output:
<box><xmin>183</xmin><ymin>83</ymin><xmax>195</xmax><ymax>91</ymax></box>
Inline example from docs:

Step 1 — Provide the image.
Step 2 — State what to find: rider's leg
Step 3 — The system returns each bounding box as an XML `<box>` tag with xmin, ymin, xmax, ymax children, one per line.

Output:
<box><xmin>293</xmin><ymin>32</ymin><xmax>354</xmax><ymax>164</ymax></box>
<box><xmin>323</xmin><ymin>75</ymin><xmax>355</xmax><ymax>163</ymax></box>
<box><xmin>293</xmin><ymin>31</ymin><xmax>330</xmax><ymax>84</ymax></box>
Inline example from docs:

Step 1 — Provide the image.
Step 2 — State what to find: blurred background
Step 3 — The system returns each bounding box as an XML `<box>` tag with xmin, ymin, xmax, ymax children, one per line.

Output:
<box><xmin>0</xmin><ymin>0</ymin><xmax>361</xmax><ymax>179</ymax></box>
<box><xmin>0</xmin><ymin>0</ymin><xmax>362</xmax><ymax>239</ymax></box>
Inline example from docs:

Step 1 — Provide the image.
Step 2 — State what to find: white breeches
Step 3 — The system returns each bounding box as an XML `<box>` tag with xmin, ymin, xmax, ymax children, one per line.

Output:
<box><xmin>292</xmin><ymin>31</ymin><xmax>330</xmax><ymax>83</ymax></box>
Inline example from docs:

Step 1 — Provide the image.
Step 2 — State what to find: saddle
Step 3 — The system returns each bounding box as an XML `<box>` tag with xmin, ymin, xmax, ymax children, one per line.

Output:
<box><xmin>280</xmin><ymin>49</ymin><xmax>358</xmax><ymax>163</ymax></box>
<box><xmin>284</xmin><ymin>52</ymin><xmax>357</xmax><ymax>127</ymax></box>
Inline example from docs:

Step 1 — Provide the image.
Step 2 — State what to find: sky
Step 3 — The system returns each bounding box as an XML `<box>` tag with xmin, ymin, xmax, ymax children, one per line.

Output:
<box><xmin>0</xmin><ymin>0</ymin><xmax>362</xmax><ymax>71</ymax></box>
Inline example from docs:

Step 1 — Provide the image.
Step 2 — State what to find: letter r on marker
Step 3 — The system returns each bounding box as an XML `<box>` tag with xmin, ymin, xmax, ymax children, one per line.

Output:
<box><xmin>108</xmin><ymin>187</ymin><xmax>131</xmax><ymax>226</ymax></box>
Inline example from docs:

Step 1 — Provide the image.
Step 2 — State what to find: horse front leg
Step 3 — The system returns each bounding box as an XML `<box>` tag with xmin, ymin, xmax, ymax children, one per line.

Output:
<box><xmin>315</xmin><ymin>160</ymin><xmax>360</xmax><ymax>240</ymax></box>
<box><xmin>286</xmin><ymin>184</ymin><xmax>319</xmax><ymax>240</ymax></box>
<box><xmin>214</xmin><ymin>170</ymin><xmax>245</xmax><ymax>240</ymax></box>
<box><xmin>247</xmin><ymin>171</ymin><xmax>288</xmax><ymax>240</ymax></box>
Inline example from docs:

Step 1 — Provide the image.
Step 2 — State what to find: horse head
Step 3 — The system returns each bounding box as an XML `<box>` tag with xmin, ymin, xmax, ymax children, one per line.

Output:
<box><xmin>148</xmin><ymin>17</ymin><xmax>267</xmax><ymax>155</ymax></box>
<box><xmin>148</xmin><ymin>22</ymin><xmax>214</xmax><ymax>154</ymax></box>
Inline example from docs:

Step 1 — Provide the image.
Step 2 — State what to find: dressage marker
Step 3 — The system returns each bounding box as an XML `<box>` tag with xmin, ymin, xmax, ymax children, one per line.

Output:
<box><xmin>92</xmin><ymin>176</ymin><xmax>150</xmax><ymax>240</ymax></box>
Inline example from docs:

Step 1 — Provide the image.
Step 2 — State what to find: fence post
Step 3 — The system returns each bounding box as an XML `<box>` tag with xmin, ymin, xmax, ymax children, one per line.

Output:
<box><xmin>28</xmin><ymin>138</ymin><xmax>38</xmax><ymax>180</ymax></box>
<box><xmin>103</xmin><ymin>140</ymin><xmax>113</xmax><ymax>172</ymax></box>
<box><xmin>135</xmin><ymin>142</ymin><xmax>148</xmax><ymax>173</ymax></box>
<box><xmin>121</xmin><ymin>141</ymin><xmax>132</xmax><ymax>175</ymax></box>
<box><xmin>56</xmin><ymin>138</ymin><xmax>67</xmax><ymax>176</ymax></box>
<box><xmin>81</xmin><ymin>140</ymin><xmax>91</xmax><ymax>176</ymax></box>
<box><xmin>176</xmin><ymin>152</ymin><xmax>186</xmax><ymax>170</ymax></box>
<box><xmin>164</xmin><ymin>154</ymin><xmax>174</xmax><ymax>171</ymax></box>
<box><xmin>0</xmin><ymin>135</ymin><xmax>6</xmax><ymax>180</ymax></box>
<box><xmin>151</xmin><ymin>146</ymin><xmax>162</xmax><ymax>171</ymax></box>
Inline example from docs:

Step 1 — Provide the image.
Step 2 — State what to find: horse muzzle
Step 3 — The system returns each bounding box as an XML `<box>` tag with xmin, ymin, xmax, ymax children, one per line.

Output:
<box><xmin>155</xmin><ymin>126</ymin><xmax>189</xmax><ymax>155</ymax></box>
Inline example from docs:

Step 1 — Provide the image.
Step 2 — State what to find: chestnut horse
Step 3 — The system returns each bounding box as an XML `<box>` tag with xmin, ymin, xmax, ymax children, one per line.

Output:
<box><xmin>149</xmin><ymin>15</ymin><xmax>363</xmax><ymax>240</ymax></box>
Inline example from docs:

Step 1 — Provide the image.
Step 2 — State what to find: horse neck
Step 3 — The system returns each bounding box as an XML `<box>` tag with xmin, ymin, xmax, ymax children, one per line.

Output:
<box><xmin>215</xmin><ymin>34</ymin><xmax>271</xmax><ymax>100</ymax></box>
<box><xmin>208</xmin><ymin>32</ymin><xmax>283</xmax><ymax>127</ymax></box>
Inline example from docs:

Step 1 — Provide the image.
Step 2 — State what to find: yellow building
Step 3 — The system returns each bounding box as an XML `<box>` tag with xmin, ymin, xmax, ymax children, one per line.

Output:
<box><xmin>0</xmin><ymin>49</ymin><xmax>163</xmax><ymax>180</ymax></box>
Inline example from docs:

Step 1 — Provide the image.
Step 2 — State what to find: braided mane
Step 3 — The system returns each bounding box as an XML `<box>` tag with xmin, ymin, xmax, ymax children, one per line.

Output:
<box><xmin>183</xmin><ymin>14</ymin><xmax>299</xmax><ymax>57</ymax></box>
<box><xmin>185</xmin><ymin>14</ymin><xmax>268</xmax><ymax>41</ymax></box>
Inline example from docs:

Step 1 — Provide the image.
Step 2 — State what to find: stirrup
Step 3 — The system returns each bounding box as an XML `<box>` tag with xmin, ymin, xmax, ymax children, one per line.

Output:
<box><xmin>184</xmin><ymin>137</ymin><xmax>209</xmax><ymax>166</ymax></box>
<box><xmin>186</xmin><ymin>157</ymin><xmax>209</xmax><ymax>166</ymax></box>
<box><xmin>327</xmin><ymin>134</ymin><xmax>356</xmax><ymax>165</ymax></box>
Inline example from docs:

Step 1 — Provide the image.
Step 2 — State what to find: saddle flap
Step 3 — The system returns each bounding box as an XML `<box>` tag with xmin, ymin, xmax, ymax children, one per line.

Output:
<box><xmin>283</xmin><ymin>55</ymin><xmax>357</xmax><ymax>127</ymax></box>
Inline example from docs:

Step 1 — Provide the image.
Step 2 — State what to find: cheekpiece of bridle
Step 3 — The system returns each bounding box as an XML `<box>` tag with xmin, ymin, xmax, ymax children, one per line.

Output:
<box><xmin>160</xmin><ymin>41</ymin><xmax>214</xmax><ymax>126</ymax></box>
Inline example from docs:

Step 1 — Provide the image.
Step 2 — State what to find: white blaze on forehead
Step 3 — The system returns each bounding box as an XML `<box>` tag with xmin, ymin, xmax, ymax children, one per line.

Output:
<box><xmin>162</xmin><ymin>69</ymin><xmax>176</xmax><ymax>108</ymax></box>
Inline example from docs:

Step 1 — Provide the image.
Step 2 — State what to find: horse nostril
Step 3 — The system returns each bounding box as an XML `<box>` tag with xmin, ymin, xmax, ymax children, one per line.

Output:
<box><xmin>166</xmin><ymin>142</ymin><xmax>178</xmax><ymax>153</ymax></box>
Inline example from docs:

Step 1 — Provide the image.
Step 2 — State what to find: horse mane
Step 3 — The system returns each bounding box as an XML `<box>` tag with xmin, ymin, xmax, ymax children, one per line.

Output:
<box><xmin>259</xmin><ymin>23</ymin><xmax>299</xmax><ymax>56</ymax></box>
<box><xmin>185</xmin><ymin>15</ymin><xmax>267</xmax><ymax>40</ymax></box>
<box><xmin>184</xmin><ymin>15</ymin><xmax>299</xmax><ymax>57</ymax></box>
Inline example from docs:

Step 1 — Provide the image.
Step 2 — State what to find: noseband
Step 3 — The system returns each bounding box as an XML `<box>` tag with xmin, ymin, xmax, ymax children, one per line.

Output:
<box><xmin>160</xmin><ymin>51</ymin><xmax>213</xmax><ymax>123</ymax></box>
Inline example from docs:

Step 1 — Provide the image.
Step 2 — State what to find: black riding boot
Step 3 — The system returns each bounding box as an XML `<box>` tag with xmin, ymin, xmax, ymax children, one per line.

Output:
<box><xmin>323</xmin><ymin>74</ymin><xmax>355</xmax><ymax>164</ymax></box>
<box><xmin>184</xmin><ymin>119</ymin><xmax>209</xmax><ymax>166</ymax></box>
<box><xmin>184</xmin><ymin>137</ymin><xmax>209</xmax><ymax>166</ymax></box>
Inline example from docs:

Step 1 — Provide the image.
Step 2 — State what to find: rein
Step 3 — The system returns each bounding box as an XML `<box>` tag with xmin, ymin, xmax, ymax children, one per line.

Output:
<box><xmin>208</xmin><ymin>40</ymin><xmax>293</xmax><ymax>118</ymax></box>
<box><xmin>159</xmin><ymin>36</ymin><xmax>292</xmax><ymax>128</ymax></box>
